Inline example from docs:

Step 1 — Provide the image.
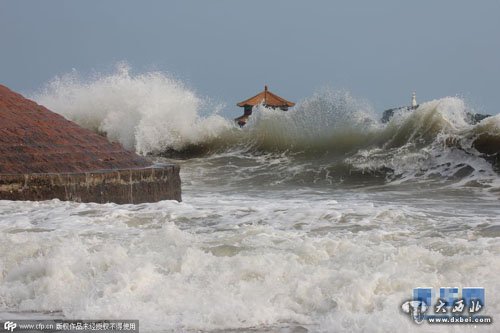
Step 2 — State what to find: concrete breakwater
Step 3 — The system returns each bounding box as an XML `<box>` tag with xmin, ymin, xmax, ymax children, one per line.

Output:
<box><xmin>0</xmin><ymin>165</ymin><xmax>181</xmax><ymax>204</ymax></box>
<box><xmin>0</xmin><ymin>84</ymin><xmax>181</xmax><ymax>203</ymax></box>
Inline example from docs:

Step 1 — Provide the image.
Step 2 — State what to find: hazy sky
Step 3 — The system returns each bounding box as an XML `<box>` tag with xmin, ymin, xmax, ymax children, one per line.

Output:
<box><xmin>1</xmin><ymin>0</ymin><xmax>499</xmax><ymax>115</ymax></box>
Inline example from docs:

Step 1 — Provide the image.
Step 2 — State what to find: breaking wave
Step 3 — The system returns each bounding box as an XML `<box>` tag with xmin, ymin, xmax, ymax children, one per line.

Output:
<box><xmin>34</xmin><ymin>66</ymin><xmax>380</xmax><ymax>156</ymax></box>
<box><xmin>34</xmin><ymin>65</ymin><xmax>500</xmax><ymax>187</ymax></box>
<box><xmin>34</xmin><ymin>63</ymin><xmax>232</xmax><ymax>155</ymax></box>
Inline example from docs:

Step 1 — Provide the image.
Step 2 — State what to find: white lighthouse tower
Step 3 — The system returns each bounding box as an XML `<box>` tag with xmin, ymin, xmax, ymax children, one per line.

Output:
<box><xmin>411</xmin><ymin>92</ymin><xmax>417</xmax><ymax>108</ymax></box>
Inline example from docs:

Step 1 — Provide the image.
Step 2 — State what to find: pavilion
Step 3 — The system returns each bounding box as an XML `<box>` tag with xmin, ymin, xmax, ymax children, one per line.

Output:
<box><xmin>235</xmin><ymin>85</ymin><xmax>295</xmax><ymax>127</ymax></box>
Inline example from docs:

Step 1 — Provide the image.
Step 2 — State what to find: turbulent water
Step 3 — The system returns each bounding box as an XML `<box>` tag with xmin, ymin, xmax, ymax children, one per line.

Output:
<box><xmin>1</xmin><ymin>66</ymin><xmax>500</xmax><ymax>332</ymax></box>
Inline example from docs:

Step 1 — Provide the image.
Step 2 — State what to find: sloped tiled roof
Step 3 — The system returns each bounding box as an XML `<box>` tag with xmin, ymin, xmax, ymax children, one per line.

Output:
<box><xmin>237</xmin><ymin>86</ymin><xmax>295</xmax><ymax>108</ymax></box>
<box><xmin>0</xmin><ymin>84</ymin><xmax>151</xmax><ymax>174</ymax></box>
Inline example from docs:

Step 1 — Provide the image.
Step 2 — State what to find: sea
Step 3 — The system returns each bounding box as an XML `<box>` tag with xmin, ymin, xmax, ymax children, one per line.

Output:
<box><xmin>1</xmin><ymin>66</ymin><xmax>499</xmax><ymax>332</ymax></box>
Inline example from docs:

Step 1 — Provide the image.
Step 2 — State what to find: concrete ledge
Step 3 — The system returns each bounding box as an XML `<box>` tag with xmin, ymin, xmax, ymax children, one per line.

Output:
<box><xmin>0</xmin><ymin>164</ymin><xmax>181</xmax><ymax>204</ymax></box>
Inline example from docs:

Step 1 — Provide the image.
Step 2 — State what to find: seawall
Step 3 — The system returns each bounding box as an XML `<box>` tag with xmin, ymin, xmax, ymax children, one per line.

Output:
<box><xmin>0</xmin><ymin>165</ymin><xmax>181</xmax><ymax>204</ymax></box>
<box><xmin>0</xmin><ymin>84</ymin><xmax>182</xmax><ymax>204</ymax></box>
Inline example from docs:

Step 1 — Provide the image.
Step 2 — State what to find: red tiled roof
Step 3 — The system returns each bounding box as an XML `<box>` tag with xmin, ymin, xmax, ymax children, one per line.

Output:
<box><xmin>237</xmin><ymin>86</ymin><xmax>295</xmax><ymax>108</ymax></box>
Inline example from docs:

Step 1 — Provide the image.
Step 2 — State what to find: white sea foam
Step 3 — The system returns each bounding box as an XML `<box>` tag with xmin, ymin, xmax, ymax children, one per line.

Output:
<box><xmin>1</xmin><ymin>190</ymin><xmax>499</xmax><ymax>332</ymax></box>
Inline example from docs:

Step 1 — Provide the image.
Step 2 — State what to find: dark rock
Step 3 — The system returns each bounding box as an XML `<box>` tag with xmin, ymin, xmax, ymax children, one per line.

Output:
<box><xmin>473</xmin><ymin>133</ymin><xmax>500</xmax><ymax>155</ymax></box>
<box><xmin>381</xmin><ymin>106</ymin><xmax>418</xmax><ymax>123</ymax></box>
<box><xmin>472</xmin><ymin>133</ymin><xmax>500</xmax><ymax>170</ymax></box>
<box><xmin>466</xmin><ymin>112</ymin><xmax>491</xmax><ymax>124</ymax></box>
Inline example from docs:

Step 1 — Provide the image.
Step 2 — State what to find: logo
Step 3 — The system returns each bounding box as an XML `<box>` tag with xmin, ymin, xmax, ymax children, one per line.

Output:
<box><xmin>3</xmin><ymin>321</ymin><xmax>17</xmax><ymax>332</ymax></box>
<box><xmin>401</xmin><ymin>300</ymin><xmax>428</xmax><ymax>324</ymax></box>
<box><xmin>401</xmin><ymin>287</ymin><xmax>492</xmax><ymax>325</ymax></box>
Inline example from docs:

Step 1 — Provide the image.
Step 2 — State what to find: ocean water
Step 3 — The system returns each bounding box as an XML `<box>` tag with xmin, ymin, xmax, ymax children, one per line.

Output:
<box><xmin>1</xmin><ymin>66</ymin><xmax>500</xmax><ymax>332</ymax></box>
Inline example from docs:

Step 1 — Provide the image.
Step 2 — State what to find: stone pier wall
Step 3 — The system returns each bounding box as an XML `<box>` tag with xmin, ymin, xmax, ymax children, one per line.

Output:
<box><xmin>0</xmin><ymin>165</ymin><xmax>181</xmax><ymax>204</ymax></box>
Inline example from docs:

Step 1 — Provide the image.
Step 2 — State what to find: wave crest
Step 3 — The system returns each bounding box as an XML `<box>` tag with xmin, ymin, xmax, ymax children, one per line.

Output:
<box><xmin>34</xmin><ymin>63</ymin><xmax>233</xmax><ymax>154</ymax></box>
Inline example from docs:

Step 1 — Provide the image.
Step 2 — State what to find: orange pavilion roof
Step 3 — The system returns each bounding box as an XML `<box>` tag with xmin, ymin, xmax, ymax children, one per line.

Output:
<box><xmin>237</xmin><ymin>86</ymin><xmax>295</xmax><ymax>108</ymax></box>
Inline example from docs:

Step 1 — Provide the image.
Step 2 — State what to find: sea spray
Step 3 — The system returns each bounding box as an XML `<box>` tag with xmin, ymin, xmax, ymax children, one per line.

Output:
<box><xmin>244</xmin><ymin>89</ymin><xmax>380</xmax><ymax>153</ymax></box>
<box><xmin>34</xmin><ymin>71</ymin><xmax>382</xmax><ymax>156</ymax></box>
<box><xmin>34</xmin><ymin>63</ymin><xmax>233</xmax><ymax>154</ymax></box>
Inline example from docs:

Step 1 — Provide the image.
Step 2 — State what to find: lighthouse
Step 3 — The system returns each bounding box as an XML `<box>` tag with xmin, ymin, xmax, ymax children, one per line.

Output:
<box><xmin>411</xmin><ymin>92</ymin><xmax>417</xmax><ymax>108</ymax></box>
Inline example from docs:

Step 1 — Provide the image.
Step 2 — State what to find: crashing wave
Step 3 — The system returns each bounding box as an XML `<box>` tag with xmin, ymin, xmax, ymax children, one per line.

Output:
<box><xmin>33</xmin><ymin>65</ymin><xmax>500</xmax><ymax>187</ymax></box>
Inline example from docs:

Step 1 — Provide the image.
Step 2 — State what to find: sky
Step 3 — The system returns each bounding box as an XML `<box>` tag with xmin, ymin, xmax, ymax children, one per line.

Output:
<box><xmin>1</xmin><ymin>0</ymin><xmax>500</xmax><ymax>115</ymax></box>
